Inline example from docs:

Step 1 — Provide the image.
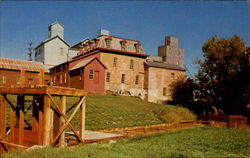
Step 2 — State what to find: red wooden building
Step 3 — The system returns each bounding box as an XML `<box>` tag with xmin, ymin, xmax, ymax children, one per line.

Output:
<box><xmin>50</xmin><ymin>57</ymin><xmax>106</xmax><ymax>94</ymax></box>
<box><xmin>0</xmin><ymin>58</ymin><xmax>49</xmax><ymax>88</ymax></box>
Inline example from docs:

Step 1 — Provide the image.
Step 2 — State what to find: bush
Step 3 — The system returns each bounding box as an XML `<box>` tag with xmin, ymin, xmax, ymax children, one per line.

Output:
<box><xmin>154</xmin><ymin>106</ymin><xmax>197</xmax><ymax>123</ymax></box>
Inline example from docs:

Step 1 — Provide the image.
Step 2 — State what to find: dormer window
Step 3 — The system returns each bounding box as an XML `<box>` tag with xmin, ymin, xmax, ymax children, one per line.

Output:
<box><xmin>134</xmin><ymin>43</ymin><xmax>140</xmax><ymax>53</ymax></box>
<box><xmin>120</xmin><ymin>40</ymin><xmax>127</xmax><ymax>51</ymax></box>
<box><xmin>105</xmin><ymin>38</ymin><xmax>112</xmax><ymax>49</ymax></box>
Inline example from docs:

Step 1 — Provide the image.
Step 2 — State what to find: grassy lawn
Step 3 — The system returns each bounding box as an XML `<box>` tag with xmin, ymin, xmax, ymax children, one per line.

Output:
<box><xmin>5</xmin><ymin>93</ymin><xmax>196</xmax><ymax>130</ymax></box>
<box><xmin>2</xmin><ymin>127</ymin><xmax>249</xmax><ymax>158</ymax></box>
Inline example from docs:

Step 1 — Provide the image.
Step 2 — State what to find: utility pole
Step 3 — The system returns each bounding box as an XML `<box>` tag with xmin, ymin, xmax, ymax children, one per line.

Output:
<box><xmin>27</xmin><ymin>42</ymin><xmax>33</xmax><ymax>61</ymax></box>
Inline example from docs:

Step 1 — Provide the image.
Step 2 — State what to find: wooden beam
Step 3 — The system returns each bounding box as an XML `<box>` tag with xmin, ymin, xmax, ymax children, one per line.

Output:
<box><xmin>39</xmin><ymin>69</ymin><xmax>45</xmax><ymax>85</ymax></box>
<box><xmin>59</xmin><ymin>96</ymin><xmax>66</xmax><ymax>147</ymax></box>
<box><xmin>43</xmin><ymin>95</ymin><xmax>51</xmax><ymax>146</ymax></box>
<box><xmin>0</xmin><ymin>86</ymin><xmax>87</xmax><ymax>96</ymax></box>
<box><xmin>10</xmin><ymin>108</ymin><xmax>15</xmax><ymax>143</ymax></box>
<box><xmin>51</xmin><ymin>96</ymin><xmax>86</xmax><ymax>146</ymax></box>
<box><xmin>38</xmin><ymin>110</ymin><xmax>43</xmax><ymax>145</ymax></box>
<box><xmin>46</xmin><ymin>93</ymin><xmax>84</xmax><ymax>143</ymax></box>
<box><xmin>0</xmin><ymin>140</ymin><xmax>28</xmax><ymax>149</ymax></box>
<box><xmin>17</xmin><ymin>95</ymin><xmax>24</xmax><ymax>145</ymax></box>
<box><xmin>0</xmin><ymin>96</ymin><xmax>6</xmax><ymax>139</ymax></box>
<box><xmin>20</xmin><ymin>70</ymin><xmax>26</xmax><ymax>87</ymax></box>
<box><xmin>80</xmin><ymin>96</ymin><xmax>86</xmax><ymax>141</ymax></box>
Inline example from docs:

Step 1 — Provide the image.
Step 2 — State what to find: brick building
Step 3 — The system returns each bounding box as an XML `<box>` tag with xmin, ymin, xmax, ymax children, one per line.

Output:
<box><xmin>0</xmin><ymin>58</ymin><xmax>50</xmax><ymax>87</ymax></box>
<box><xmin>50</xmin><ymin>30</ymin><xmax>185</xmax><ymax>103</ymax></box>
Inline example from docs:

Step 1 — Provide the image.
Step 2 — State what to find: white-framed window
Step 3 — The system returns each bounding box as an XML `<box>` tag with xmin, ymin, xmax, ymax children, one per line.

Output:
<box><xmin>89</xmin><ymin>69</ymin><xmax>94</xmax><ymax>80</ymax></box>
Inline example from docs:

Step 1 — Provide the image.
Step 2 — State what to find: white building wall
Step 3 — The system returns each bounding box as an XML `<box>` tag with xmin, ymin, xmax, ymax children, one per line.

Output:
<box><xmin>43</xmin><ymin>38</ymin><xmax>69</xmax><ymax>68</ymax></box>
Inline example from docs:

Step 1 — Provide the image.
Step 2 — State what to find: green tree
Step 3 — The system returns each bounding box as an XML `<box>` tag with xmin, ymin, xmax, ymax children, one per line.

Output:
<box><xmin>195</xmin><ymin>35</ymin><xmax>249</xmax><ymax>115</ymax></box>
<box><xmin>169</xmin><ymin>76</ymin><xmax>194</xmax><ymax>108</ymax></box>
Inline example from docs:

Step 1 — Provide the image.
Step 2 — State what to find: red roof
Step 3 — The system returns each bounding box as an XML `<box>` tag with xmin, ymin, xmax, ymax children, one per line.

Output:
<box><xmin>0</xmin><ymin>57</ymin><xmax>48</xmax><ymax>72</ymax></box>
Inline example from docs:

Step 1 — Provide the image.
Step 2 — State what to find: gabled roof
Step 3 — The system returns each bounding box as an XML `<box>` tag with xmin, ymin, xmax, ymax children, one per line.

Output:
<box><xmin>35</xmin><ymin>35</ymin><xmax>70</xmax><ymax>49</ymax></box>
<box><xmin>0</xmin><ymin>57</ymin><xmax>49</xmax><ymax>72</ymax></box>
<box><xmin>145</xmin><ymin>61</ymin><xmax>185</xmax><ymax>71</ymax></box>
<box><xmin>69</xmin><ymin>57</ymin><xmax>106</xmax><ymax>71</ymax></box>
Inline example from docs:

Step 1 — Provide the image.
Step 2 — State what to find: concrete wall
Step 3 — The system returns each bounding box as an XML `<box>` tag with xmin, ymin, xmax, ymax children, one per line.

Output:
<box><xmin>144</xmin><ymin>66</ymin><xmax>185</xmax><ymax>103</ymax></box>
<box><xmin>100</xmin><ymin>52</ymin><xmax>146</xmax><ymax>97</ymax></box>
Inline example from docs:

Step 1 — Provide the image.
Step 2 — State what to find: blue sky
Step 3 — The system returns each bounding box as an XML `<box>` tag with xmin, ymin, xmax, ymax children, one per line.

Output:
<box><xmin>0</xmin><ymin>1</ymin><xmax>249</xmax><ymax>76</ymax></box>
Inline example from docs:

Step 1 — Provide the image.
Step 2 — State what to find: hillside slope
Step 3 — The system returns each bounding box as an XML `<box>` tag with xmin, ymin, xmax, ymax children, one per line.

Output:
<box><xmin>68</xmin><ymin>94</ymin><xmax>196</xmax><ymax>130</ymax></box>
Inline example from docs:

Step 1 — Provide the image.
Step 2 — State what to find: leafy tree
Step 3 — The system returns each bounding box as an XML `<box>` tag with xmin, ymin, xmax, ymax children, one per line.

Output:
<box><xmin>195</xmin><ymin>35</ymin><xmax>249</xmax><ymax>115</ymax></box>
<box><xmin>169</xmin><ymin>76</ymin><xmax>194</xmax><ymax>109</ymax></box>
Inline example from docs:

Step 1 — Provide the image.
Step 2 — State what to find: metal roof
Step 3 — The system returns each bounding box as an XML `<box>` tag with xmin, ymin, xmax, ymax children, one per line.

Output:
<box><xmin>145</xmin><ymin>61</ymin><xmax>186</xmax><ymax>71</ymax></box>
<box><xmin>69</xmin><ymin>57</ymin><xmax>106</xmax><ymax>71</ymax></box>
<box><xmin>0</xmin><ymin>57</ymin><xmax>49</xmax><ymax>72</ymax></box>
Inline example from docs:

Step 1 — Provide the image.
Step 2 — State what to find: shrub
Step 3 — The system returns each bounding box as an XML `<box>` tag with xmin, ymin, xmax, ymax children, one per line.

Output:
<box><xmin>154</xmin><ymin>106</ymin><xmax>197</xmax><ymax>123</ymax></box>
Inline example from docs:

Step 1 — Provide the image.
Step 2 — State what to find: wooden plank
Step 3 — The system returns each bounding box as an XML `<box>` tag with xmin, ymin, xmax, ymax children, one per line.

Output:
<box><xmin>17</xmin><ymin>95</ymin><xmax>25</xmax><ymax>146</ymax></box>
<box><xmin>49</xmin><ymin>109</ymin><xmax>54</xmax><ymax>144</ymax></box>
<box><xmin>39</xmin><ymin>69</ymin><xmax>45</xmax><ymax>85</ymax></box>
<box><xmin>38</xmin><ymin>110</ymin><xmax>43</xmax><ymax>145</ymax></box>
<box><xmin>18</xmin><ymin>110</ymin><xmax>24</xmax><ymax>145</ymax></box>
<box><xmin>0</xmin><ymin>86</ymin><xmax>87</xmax><ymax>96</ymax></box>
<box><xmin>43</xmin><ymin>95</ymin><xmax>51</xmax><ymax>146</ymax></box>
<box><xmin>20</xmin><ymin>70</ymin><xmax>26</xmax><ymax>87</ymax></box>
<box><xmin>0</xmin><ymin>96</ymin><xmax>6</xmax><ymax>139</ymax></box>
<box><xmin>59</xmin><ymin>96</ymin><xmax>66</xmax><ymax>147</ymax></box>
<box><xmin>80</xmin><ymin>96</ymin><xmax>86</xmax><ymax>141</ymax></box>
<box><xmin>0</xmin><ymin>140</ymin><xmax>28</xmax><ymax>149</ymax></box>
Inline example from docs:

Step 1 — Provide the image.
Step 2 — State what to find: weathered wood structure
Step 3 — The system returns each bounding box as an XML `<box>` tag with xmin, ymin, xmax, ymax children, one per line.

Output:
<box><xmin>0</xmin><ymin>86</ymin><xmax>87</xmax><ymax>154</ymax></box>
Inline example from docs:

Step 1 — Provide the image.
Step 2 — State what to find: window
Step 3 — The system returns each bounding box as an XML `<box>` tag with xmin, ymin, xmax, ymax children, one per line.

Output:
<box><xmin>105</xmin><ymin>39</ymin><xmax>111</xmax><ymax>48</ymax></box>
<box><xmin>134</xmin><ymin>43</ymin><xmax>140</xmax><ymax>53</ymax></box>
<box><xmin>64</xmin><ymin>73</ymin><xmax>67</xmax><ymax>83</ymax></box>
<box><xmin>163</xmin><ymin>88</ymin><xmax>167</xmax><ymax>96</ymax></box>
<box><xmin>130</xmin><ymin>60</ymin><xmax>134</xmax><ymax>69</ymax></box>
<box><xmin>120</xmin><ymin>41</ymin><xmax>126</xmax><ymax>51</ymax></box>
<box><xmin>113</xmin><ymin>57</ymin><xmax>118</xmax><ymax>67</ymax></box>
<box><xmin>89</xmin><ymin>69</ymin><xmax>94</xmax><ymax>80</ymax></box>
<box><xmin>121</xmin><ymin>74</ymin><xmax>125</xmax><ymax>83</ymax></box>
<box><xmin>2</xmin><ymin>76</ymin><xmax>6</xmax><ymax>84</ymax></box>
<box><xmin>60</xmin><ymin>75</ymin><xmax>63</xmax><ymax>84</ymax></box>
<box><xmin>135</xmin><ymin>75</ymin><xmax>139</xmax><ymax>85</ymax></box>
<box><xmin>60</xmin><ymin>48</ymin><xmax>64</xmax><ymax>55</ymax></box>
<box><xmin>171</xmin><ymin>73</ymin><xmax>175</xmax><ymax>80</ymax></box>
<box><xmin>106</xmin><ymin>72</ymin><xmax>110</xmax><ymax>82</ymax></box>
<box><xmin>53</xmin><ymin>76</ymin><xmax>56</xmax><ymax>85</ymax></box>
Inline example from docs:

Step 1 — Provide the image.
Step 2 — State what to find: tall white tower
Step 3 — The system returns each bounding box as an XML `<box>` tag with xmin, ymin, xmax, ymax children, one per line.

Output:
<box><xmin>48</xmin><ymin>22</ymin><xmax>64</xmax><ymax>39</ymax></box>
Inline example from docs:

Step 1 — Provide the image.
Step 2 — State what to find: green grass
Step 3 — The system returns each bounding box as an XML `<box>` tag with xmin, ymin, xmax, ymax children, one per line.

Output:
<box><xmin>2</xmin><ymin>127</ymin><xmax>249</xmax><ymax>158</ymax></box>
<box><xmin>5</xmin><ymin>94</ymin><xmax>196</xmax><ymax>130</ymax></box>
